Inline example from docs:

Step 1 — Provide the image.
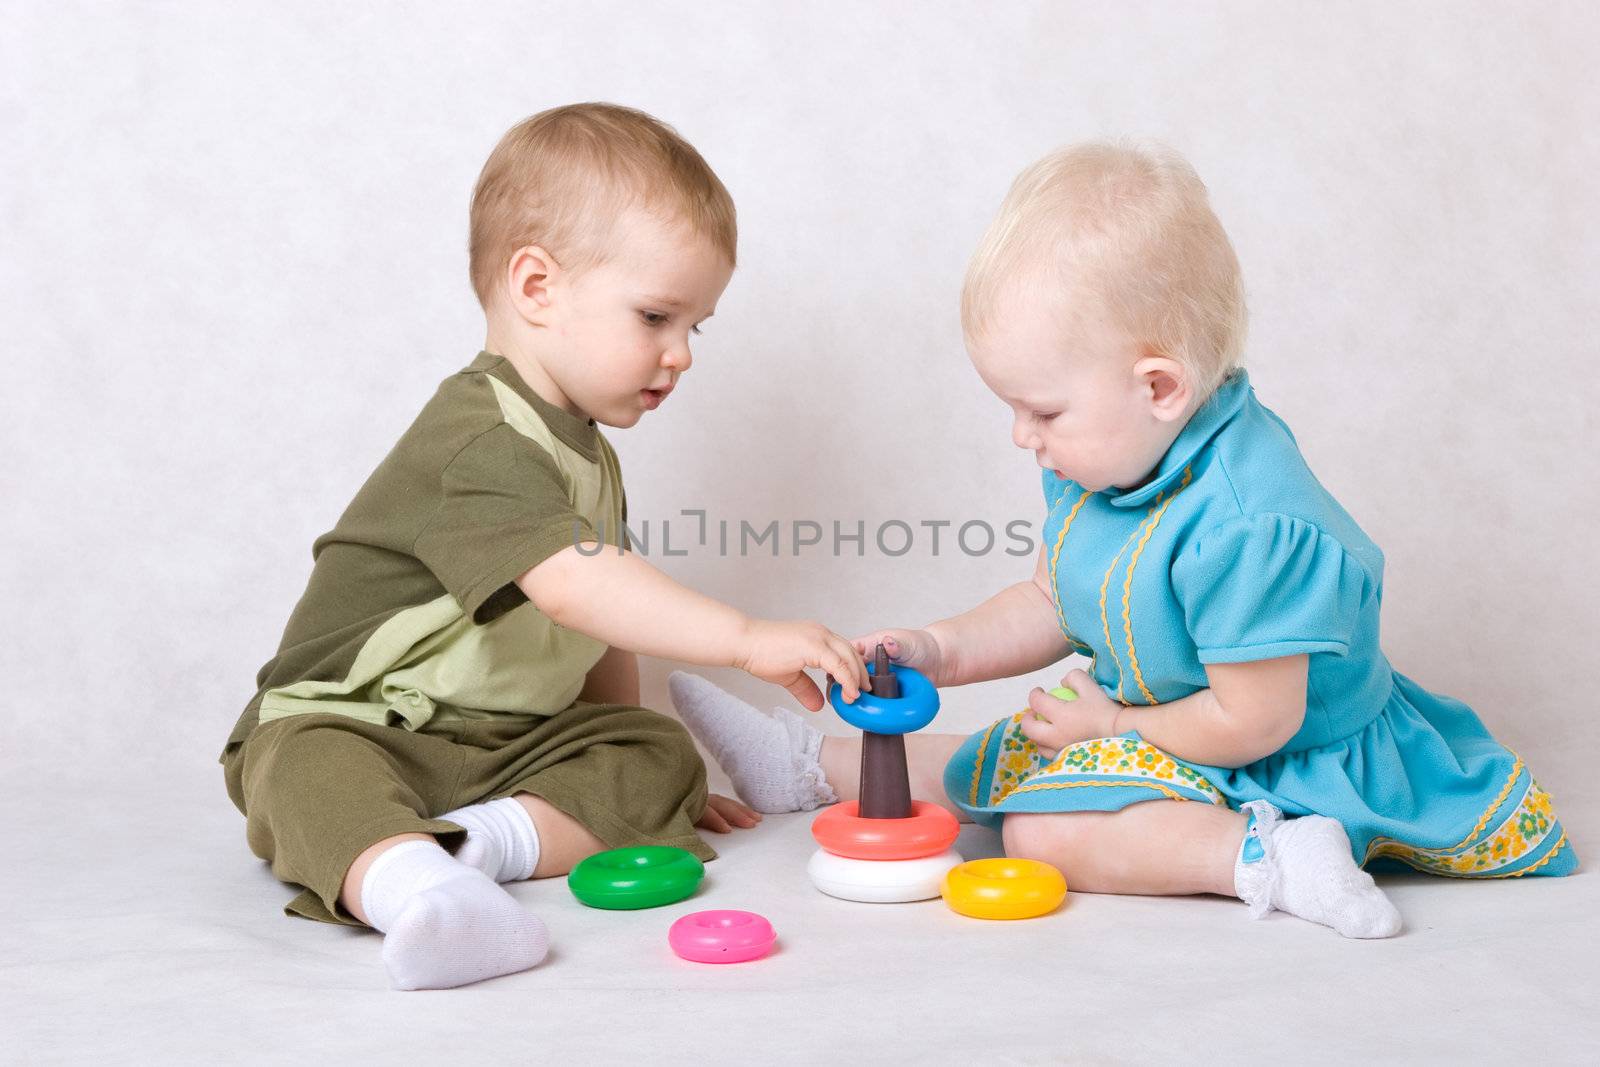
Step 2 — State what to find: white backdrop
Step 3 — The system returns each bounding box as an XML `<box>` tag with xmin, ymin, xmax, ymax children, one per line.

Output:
<box><xmin>4</xmin><ymin>1</ymin><xmax>1597</xmax><ymax>800</ymax></box>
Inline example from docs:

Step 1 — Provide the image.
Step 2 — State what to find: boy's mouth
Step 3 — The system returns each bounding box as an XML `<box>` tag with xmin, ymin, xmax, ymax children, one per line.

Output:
<box><xmin>640</xmin><ymin>386</ymin><xmax>672</xmax><ymax>410</ymax></box>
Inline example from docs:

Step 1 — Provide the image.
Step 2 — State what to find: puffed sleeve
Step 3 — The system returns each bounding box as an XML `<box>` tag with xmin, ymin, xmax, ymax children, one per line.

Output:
<box><xmin>414</xmin><ymin>423</ymin><xmax>598</xmax><ymax>625</ymax></box>
<box><xmin>1171</xmin><ymin>514</ymin><xmax>1379</xmax><ymax>664</ymax></box>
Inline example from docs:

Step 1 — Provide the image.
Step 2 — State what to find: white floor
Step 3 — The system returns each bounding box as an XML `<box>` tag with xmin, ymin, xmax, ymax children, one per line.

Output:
<box><xmin>6</xmin><ymin>760</ymin><xmax>1598</xmax><ymax>1065</ymax></box>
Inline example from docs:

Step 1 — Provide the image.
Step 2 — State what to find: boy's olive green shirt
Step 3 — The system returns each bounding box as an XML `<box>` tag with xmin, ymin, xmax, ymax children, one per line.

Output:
<box><xmin>223</xmin><ymin>352</ymin><xmax>628</xmax><ymax>753</ymax></box>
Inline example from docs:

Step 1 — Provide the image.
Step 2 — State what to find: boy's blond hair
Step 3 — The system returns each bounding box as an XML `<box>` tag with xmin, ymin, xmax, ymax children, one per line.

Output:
<box><xmin>469</xmin><ymin>102</ymin><xmax>737</xmax><ymax>308</ymax></box>
<box><xmin>962</xmin><ymin>141</ymin><xmax>1247</xmax><ymax>399</ymax></box>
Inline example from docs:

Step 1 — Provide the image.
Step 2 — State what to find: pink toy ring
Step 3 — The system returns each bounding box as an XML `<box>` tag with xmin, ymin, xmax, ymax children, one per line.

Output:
<box><xmin>668</xmin><ymin>910</ymin><xmax>777</xmax><ymax>964</ymax></box>
<box><xmin>811</xmin><ymin>800</ymin><xmax>960</xmax><ymax>861</ymax></box>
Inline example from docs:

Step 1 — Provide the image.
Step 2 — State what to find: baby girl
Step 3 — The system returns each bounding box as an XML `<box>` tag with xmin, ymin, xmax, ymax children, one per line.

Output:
<box><xmin>671</xmin><ymin>141</ymin><xmax>1574</xmax><ymax>938</ymax></box>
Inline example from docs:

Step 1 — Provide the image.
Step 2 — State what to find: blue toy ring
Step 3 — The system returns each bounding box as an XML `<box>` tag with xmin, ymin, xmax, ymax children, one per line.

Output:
<box><xmin>828</xmin><ymin>662</ymin><xmax>939</xmax><ymax>734</ymax></box>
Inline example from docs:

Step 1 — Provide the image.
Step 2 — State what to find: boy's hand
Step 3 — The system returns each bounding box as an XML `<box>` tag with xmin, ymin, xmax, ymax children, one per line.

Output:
<box><xmin>697</xmin><ymin>793</ymin><xmax>762</xmax><ymax>834</ymax></box>
<box><xmin>736</xmin><ymin>619</ymin><xmax>870</xmax><ymax>711</ymax></box>
<box><xmin>1017</xmin><ymin>668</ymin><xmax>1122</xmax><ymax>759</ymax></box>
<box><xmin>851</xmin><ymin>629</ymin><xmax>945</xmax><ymax>686</ymax></box>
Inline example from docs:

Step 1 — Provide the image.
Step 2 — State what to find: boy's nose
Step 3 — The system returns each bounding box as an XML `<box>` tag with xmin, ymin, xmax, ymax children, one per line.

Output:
<box><xmin>1011</xmin><ymin>419</ymin><xmax>1037</xmax><ymax>450</ymax></box>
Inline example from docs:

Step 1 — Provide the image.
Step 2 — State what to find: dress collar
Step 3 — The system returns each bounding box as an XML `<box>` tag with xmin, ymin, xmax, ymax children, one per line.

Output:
<box><xmin>1104</xmin><ymin>369</ymin><xmax>1252</xmax><ymax>508</ymax></box>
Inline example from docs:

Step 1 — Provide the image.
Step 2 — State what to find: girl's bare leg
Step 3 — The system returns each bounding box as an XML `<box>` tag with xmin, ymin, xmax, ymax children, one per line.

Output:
<box><xmin>1001</xmin><ymin>801</ymin><xmax>1246</xmax><ymax>896</ymax></box>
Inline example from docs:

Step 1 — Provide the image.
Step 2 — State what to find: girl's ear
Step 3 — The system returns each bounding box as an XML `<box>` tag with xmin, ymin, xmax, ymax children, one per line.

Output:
<box><xmin>1134</xmin><ymin>354</ymin><xmax>1193</xmax><ymax>423</ymax></box>
<box><xmin>504</xmin><ymin>245</ymin><xmax>562</xmax><ymax>325</ymax></box>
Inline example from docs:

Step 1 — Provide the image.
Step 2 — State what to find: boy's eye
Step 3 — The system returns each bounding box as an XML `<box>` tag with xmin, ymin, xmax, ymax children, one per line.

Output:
<box><xmin>1032</xmin><ymin>411</ymin><xmax>1060</xmax><ymax>423</ymax></box>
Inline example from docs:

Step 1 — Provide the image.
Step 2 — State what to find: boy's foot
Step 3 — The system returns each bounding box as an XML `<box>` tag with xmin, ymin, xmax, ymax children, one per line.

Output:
<box><xmin>1234</xmin><ymin>801</ymin><xmax>1402</xmax><ymax>939</ymax></box>
<box><xmin>361</xmin><ymin>839</ymin><xmax>549</xmax><ymax>990</ymax></box>
<box><xmin>668</xmin><ymin>672</ymin><xmax>836</xmax><ymax>814</ymax></box>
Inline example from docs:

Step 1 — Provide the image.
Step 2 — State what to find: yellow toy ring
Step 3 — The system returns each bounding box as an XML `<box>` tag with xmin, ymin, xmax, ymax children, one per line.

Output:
<box><xmin>941</xmin><ymin>858</ymin><xmax>1067</xmax><ymax>920</ymax></box>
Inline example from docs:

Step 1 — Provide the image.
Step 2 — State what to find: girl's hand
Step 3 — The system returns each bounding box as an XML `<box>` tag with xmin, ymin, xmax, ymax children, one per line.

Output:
<box><xmin>736</xmin><ymin>619</ymin><xmax>870</xmax><ymax>711</ymax></box>
<box><xmin>696</xmin><ymin>793</ymin><xmax>762</xmax><ymax>834</ymax></box>
<box><xmin>1017</xmin><ymin>668</ymin><xmax>1122</xmax><ymax>759</ymax></box>
<box><xmin>850</xmin><ymin>629</ymin><xmax>946</xmax><ymax>686</ymax></box>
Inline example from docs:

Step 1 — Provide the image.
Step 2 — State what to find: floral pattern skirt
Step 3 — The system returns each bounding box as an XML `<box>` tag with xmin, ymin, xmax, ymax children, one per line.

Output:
<box><xmin>943</xmin><ymin>672</ymin><xmax>1576</xmax><ymax>878</ymax></box>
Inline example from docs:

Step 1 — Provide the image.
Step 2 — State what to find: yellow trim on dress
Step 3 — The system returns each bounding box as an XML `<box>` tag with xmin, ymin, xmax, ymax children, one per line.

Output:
<box><xmin>968</xmin><ymin>718</ymin><xmax>1004</xmax><ymax>807</ymax></box>
<box><xmin>1007</xmin><ymin>778</ymin><xmax>1192</xmax><ymax>803</ymax></box>
<box><xmin>1120</xmin><ymin>467</ymin><xmax>1194</xmax><ymax>705</ymax></box>
<box><xmin>1362</xmin><ymin>762</ymin><xmax>1565</xmax><ymax>877</ymax></box>
<box><xmin>1098</xmin><ymin>517</ymin><xmax>1153</xmax><ymax>703</ymax></box>
<box><xmin>1047</xmin><ymin>489</ymin><xmax>1096</xmax><ymax>654</ymax></box>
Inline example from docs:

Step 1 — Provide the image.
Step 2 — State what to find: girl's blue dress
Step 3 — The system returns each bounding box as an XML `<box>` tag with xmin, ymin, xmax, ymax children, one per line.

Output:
<box><xmin>945</xmin><ymin>371</ymin><xmax>1574</xmax><ymax>877</ymax></box>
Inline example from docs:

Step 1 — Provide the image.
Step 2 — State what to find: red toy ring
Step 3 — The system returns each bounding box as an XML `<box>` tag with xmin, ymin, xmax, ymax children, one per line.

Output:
<box><xmin>811</xmin><ymin>800</ymin><xmax>960</xmax><ymax>861</ymax></box>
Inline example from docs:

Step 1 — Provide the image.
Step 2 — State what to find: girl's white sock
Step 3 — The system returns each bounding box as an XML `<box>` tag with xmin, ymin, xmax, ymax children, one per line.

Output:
<box><xmin>359</xmin><ymin>839</ymin><xmax>549</xmax><ymax>990</ymax></box>
<box><xmin>439</xmin><ymin>796</ymin><xmax>541</xmax><ymax>882</ymax></box>
<box><xmin>1234</xmin><ymin>800</ymin><xmax>1402</xmax><ymax>939</ymax></box>
<box><xmin>668</xmin><ymin>671</ymin><xmax>837</xmax><ymax>813</ymax></box>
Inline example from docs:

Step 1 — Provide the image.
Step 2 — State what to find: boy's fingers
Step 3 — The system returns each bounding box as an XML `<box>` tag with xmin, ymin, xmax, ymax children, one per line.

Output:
<box><xmin>843</xmin><ymin>638</ymin><xmax>870</xmax><ymax>688</ymax></box>
<box><xmin>786</xmin><ymin>672</ymin><xmax>825</xmax><ymax>711</ymax></box>
<box><xmin>699</xmin><ymin>807</ymin><xmax>731</xmax><ymax>833</ymax></box>
<box><xmin>723</xmin><ymin>798</ymin><xmax>761</xmax><ymax>826</ymax></box>
<box><xmin>825</xmin><ymin>644</ymin><xmax>865</xmax><ymax>699</ymax></box>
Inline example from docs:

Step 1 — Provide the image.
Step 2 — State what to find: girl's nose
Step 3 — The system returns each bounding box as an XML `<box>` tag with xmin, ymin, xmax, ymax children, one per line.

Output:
<box><xmin>1012</xmin><ymin>418</ymin><xmax>1037</xmax><ymax>451</ymax></box>
<box><xmin>664</xmin><ymin>342</ymin><xmax>693</xmax><ymax>374</ymax></box>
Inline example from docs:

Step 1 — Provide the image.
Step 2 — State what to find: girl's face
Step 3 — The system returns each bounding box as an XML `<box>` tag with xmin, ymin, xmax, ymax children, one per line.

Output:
<box><xmin>966</xmin><ymin>289</ymin><xmax>1190</xmax><ymax>493</ymax></box>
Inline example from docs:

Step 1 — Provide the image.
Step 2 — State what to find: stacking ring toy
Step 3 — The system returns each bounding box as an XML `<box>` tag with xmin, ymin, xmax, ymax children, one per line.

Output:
<box><xmin>568</xmin><ymin>846</ymin><xmax>705</xmax><ymax>910</ymax></box>
<box><xmin>808</xmin><ymin>848</ymin><xmax>963</xmax><ymax>903</ymax></box>
<box><xmin>668</xmin><ymin>910</ymin><xmax>777</xmax><ymax>964</ymax></box>
<box><xmin>827</xmin><ymin>662</ymin><xmax>939</xmax><ymax>734</ymax></box>
<box><xmin>941</xmin><ymin>858</ymin><xmax>1067</xmax><ymax>920</ymax></box>
<box><xmin>812</xmin><ymin>800</ymin><xmax>960</xmax><ymax>861</ymax></box>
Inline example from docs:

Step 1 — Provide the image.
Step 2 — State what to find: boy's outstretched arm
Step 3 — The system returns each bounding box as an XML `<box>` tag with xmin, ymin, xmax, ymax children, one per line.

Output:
<box><xmin>518</xmin><ymin>544</ymin><xmax>869</xmax><ymax>711</ymax></box>
<box><xmin>855</xmin><ymin>544</ymin><xmax>1071</xmax><ymax>687</ymax></box>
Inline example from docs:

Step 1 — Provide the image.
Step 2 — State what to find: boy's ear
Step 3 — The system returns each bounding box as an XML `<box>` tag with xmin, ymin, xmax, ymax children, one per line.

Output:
<box><xmin>1134</xmin><ymin>353</ymin><xmax>1193</xmax><ymax>423</ymax></box>
<box><xmin>504</xmin><ymin>245</ymin><xmax>562</xmax><ymax>325</ymax></box>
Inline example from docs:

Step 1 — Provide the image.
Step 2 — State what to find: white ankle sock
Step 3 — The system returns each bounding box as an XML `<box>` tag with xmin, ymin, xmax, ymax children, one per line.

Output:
<box><xmin>359</xmin><ymin>839</ymin><xmax>550</xmax><ymax>990</ymax></box>
<box><xmin>668</xmin><ymin>671</ymin><xmax>837</xmax><ymax>814</ymax></box>
<box><xmin>439</xmin><ymin>796</ymin><xmax>541</xmax><ymax>882</ymax></box>
<box><xmin>1233</xmin><ymin>801</ymin><xmax>1402</xmax><ymax>939</ymax></box>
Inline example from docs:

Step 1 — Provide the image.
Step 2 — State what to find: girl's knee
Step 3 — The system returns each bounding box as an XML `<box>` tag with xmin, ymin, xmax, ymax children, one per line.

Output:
<box><xmin>1002</xmin><ymin>811</ymin><xmax>1091</xmax><ymax>862</ymax></box>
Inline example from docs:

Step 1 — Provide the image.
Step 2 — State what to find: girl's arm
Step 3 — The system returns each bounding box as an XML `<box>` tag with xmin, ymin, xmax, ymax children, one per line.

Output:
<box><xmin>1116</xmin><ymin>656</ymin><xmax>1309</xmax><ymax>766</ymax></box>
<box><xmin>1023</xmin><ymin>655</ymin><xmax>1309</xmax><ymax>768</ymax></box>
<box><xmin>856</xmin><ymin>545</ymin><xmax>1072</xmax><ymax>687</ymax></box>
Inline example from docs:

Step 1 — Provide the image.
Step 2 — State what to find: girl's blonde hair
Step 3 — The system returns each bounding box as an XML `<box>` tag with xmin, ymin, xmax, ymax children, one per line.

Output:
<box><xmin>469</xmin><ymin>103</ymin><xmax>737</xmax><ymax>308</ymax></box>
<box><xmin>962</xmin><ymin>141</ymin><xmax>1247</xmax><ymax>399</ymax></box>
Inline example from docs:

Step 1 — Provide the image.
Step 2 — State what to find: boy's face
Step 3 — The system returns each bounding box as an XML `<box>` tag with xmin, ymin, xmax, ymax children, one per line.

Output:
<box><xmin>967</xmin><ymin>286</ymin><xmax>1184</xmax><ymax>493</ymax></box>
<box><xmin>542</xmin><ymin>210</ymin><xmax>732</xmax><ymax>428</ymax></box>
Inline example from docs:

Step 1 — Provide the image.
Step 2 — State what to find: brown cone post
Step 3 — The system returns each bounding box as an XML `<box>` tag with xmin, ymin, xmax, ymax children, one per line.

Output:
<box><xmin>858</xmin><ymin>643</ymin><xmax>913</xmax><ymax>819</ymax></box>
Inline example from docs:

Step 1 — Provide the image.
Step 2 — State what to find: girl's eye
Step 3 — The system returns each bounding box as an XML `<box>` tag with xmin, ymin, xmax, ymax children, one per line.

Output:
<box><xmin>640</xmin><ymin>310</ymin><xmax>668</xmax><ymax>327</ymax></box>
<box><xmin>690</xmin><ymin>324</ymin><xmax>703</xmax><ymax>336</ymax></box>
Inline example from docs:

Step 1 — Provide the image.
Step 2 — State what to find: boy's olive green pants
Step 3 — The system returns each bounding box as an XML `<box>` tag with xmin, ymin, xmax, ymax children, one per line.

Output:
<box><xmin>222</xmin><ymin>703</ymin><xmax>713</xmax><ymax>925</ymax></box>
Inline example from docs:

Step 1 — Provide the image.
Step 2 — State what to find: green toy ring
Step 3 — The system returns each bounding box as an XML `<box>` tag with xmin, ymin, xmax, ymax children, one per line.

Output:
<box><xmin>567</xmin><ymin>846</ymin><xmax>705</xmax><ymax>910</ymax></box>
